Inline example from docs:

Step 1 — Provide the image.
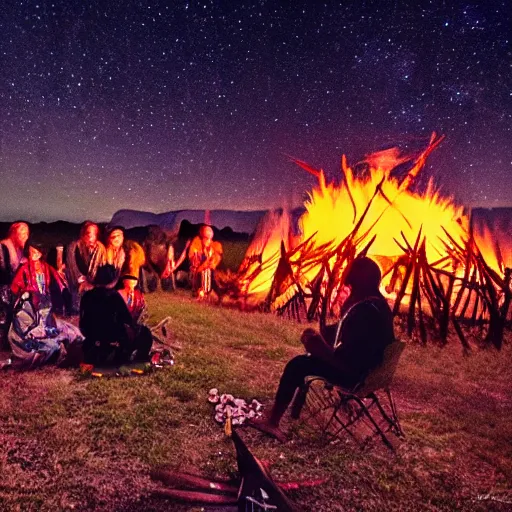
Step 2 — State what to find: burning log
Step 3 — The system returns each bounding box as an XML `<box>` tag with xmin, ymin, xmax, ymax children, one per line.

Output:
<box><xmin>306</xmin><ymin>260</ymin><xmax>327</xmax><ymax>322</ymax></box>
<box><xmin>264</xmin><ymin>242</ymin><xmax>295</xmax><ymax>311</ymax></box>
<box><xmin>392</xmin><ymin>229</ymin><xmax>423</xmax><ymax>318</ymax></box>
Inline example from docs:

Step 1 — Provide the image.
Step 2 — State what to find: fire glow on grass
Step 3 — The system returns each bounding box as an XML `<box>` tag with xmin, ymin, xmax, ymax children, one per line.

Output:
<box><xmin>239</xmin><ymin>134</ymin><xmax>507</xmax><ymax>310</ymax></box>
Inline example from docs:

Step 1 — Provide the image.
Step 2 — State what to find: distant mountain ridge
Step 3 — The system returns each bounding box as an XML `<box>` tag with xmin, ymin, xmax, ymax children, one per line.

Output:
<box><xmin>110</xmin><ymin>208</ymin><xmax>268</xmax><ymax>234</ymax></box>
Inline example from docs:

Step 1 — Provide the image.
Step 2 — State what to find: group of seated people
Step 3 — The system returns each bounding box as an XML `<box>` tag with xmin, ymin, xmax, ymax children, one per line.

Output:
<box><xmin>0</xmin><ymin>220</ymin><xmax>220</xmax><ymax>368</ymax></box>
<box><xmin>0</xmin><ymin>220</ymin><xmax>395</xmax><ymax>446</ymax></box>
<box><xmin>79</xmin><ymin>264</ymin><xmax>153</xmax><ymax>367</ymax></box>
<box><xmin>1</xmin><ymin>224</ymin><xmax>84</xmax><ymax>367</ymax></box>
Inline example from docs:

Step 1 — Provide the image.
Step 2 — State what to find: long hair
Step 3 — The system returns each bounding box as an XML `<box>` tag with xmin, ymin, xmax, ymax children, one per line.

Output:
<box><xmin>7</xmin><ymin>221</ymin><xmax>29</xmax><ymax>238</ymax></box>
<box><xmin>80</xmin><ymin>221</ymin><xmax>100</xmax><ymax>239</ymax></box>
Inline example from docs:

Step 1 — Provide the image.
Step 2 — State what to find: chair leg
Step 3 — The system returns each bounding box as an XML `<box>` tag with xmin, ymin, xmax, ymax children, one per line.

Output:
<box><xmin>385</xmin><ymin>389</ymin><xmax>405</xmax><ymax>438</ymax></box>
<box><xmin>345</xmin><ymin>395</ymin><xmax>396</xmax><ymax>450</ymax></box>
<box><xmin>328</xmin><ymin>396</ymin><xmax>368</xmax><ymax>445</ymax></box>
<box><xmin>290</xmin><ymin>385</ymin><xmax>308</xmax><ymax>420</ymax></box>
<box><xmin>367</xmin><ymin>390</ymin><xmax>404</xmax><ymax>439</ymax></box>
<box><xmin>299</xmin><ymin>379</ymin><xmax>402</xmax><ymax>450</ymax></box>
<box><xmin>300</xmin><ymin>379</ymin><xmax>343</xmax><ymax>438</ymax></box>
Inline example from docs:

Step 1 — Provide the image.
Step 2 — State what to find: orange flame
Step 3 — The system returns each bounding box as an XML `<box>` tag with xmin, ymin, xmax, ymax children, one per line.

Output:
<box><xmin>239</xmin><ymin>134</ymin><xmax>508</xmax><ymax>307</ymax></box>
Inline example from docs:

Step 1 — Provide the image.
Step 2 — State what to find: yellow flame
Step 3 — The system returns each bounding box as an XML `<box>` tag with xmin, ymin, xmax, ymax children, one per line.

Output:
<box><xmin>239</xmin><ymin>138</ymin><xmax>508</xmax><ymax>306</ymax></box>
<box><xmin>301</xmin><ymin>169</ymin><xmax>466</xmax><ymax>263</ymax></box>
<box><xmin>240</xmin><ymin>209</ymin><xmax>291</xmax><ymax>304</ymax></box>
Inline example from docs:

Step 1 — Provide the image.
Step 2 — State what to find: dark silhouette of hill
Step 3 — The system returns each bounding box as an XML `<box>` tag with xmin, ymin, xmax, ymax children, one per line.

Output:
<box><xmin>0</xmin><ymin>219</ymin><xmax>249</xmax><ymax>267</ymax></box>
<box><xmin>110</xmin><ymin>208</ymin><xmax>266</xmax><ymax>233</ymax></box>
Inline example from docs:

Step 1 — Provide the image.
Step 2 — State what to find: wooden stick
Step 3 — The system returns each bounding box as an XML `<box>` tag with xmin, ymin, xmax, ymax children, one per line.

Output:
<box><xmin>393</xmin><ymin>228</ymin><xmax>423</xmax><ymax>316</ymax></box>
<box><xmin>153</xmin><ymin>488</ymin><xmax>238</xmax><ymax>505</ymax></box>
<box><xmin>451</xmin><ymin>315</ymin><xmax>471</xmax><ymax>352</ymax></box>
<box><xmin>407</xmin><ymin>241</ymin><xmax>423</xmax><ymax>336</ymax></box>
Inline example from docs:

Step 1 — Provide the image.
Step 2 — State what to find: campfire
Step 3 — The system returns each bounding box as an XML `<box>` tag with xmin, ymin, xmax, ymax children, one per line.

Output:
<box><xmin>233</xmin><ymin>134</ymin><xmax>511</xmax><ymax>349</ymax></box>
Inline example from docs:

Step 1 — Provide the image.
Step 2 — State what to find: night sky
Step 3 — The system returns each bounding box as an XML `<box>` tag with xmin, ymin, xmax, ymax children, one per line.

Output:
<box><xmin>0</xmin><ymin>1</ymin><xmax>510</xmax><ymax>223</ymax></box>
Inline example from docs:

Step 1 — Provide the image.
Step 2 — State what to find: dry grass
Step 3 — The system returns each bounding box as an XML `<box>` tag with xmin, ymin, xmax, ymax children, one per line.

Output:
<box><xmin>0</xmin><ymin>290</ymin><xmax>511</xmax><ymax>511</ymax></box>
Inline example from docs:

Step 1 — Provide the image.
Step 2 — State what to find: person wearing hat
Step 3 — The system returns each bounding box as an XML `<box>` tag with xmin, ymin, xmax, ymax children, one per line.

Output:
<box><xmin>249</xmin><ymin>257</ymin><xmax>395</xmax><ymax>442</ymax></box>
<box><xmin>79</xmin><ymin>265</ymin><xmax>151</xmax><ymax>366</ymax></box>
<box><xmin>11</xmin><ymin>240</ymin><xmax>66</xmax><ymax>310</ymax></box>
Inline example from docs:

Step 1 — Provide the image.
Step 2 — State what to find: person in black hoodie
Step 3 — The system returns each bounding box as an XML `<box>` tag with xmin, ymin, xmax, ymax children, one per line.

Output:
<box><xmin>250</xmin><ymin>256</ymin><xmax>395</xmax><ymax>442</ymax></box>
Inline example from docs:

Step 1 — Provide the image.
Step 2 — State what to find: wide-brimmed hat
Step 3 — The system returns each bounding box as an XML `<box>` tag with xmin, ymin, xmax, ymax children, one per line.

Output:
<box><xmin>106</xmin><ymin>225</ymin><xmax>125</xmax><ymax>237</ymax></box>
<box><xmin>93</xmin><ymin>264</ymin><xmax>118</xmax><ymax>286</ymax></box>
<box><xmin>23</xmin><ymin>239</ymin><xmax>47</xmax><ymax>259</ymax></box>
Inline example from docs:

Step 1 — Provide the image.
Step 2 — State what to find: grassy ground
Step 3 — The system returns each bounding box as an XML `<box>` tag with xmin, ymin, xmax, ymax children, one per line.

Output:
<box><xmin>218</xmin><ymin>239</ymin><xmax>249</xmax><ymax>271</ymax></box>
<box><xmin>0</xmin><ymin>290</ymin><xmax>511</xmax><ymax>511</ymax></box>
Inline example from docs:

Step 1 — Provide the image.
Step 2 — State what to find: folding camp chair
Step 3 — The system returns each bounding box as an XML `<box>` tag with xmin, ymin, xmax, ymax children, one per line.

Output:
<box><xmin>291</xmin><ymin>341</ymin><xmax>406</xmax><ymax>450</ymax></box>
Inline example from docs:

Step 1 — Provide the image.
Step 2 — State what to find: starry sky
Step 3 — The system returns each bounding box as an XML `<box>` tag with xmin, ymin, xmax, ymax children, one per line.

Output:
<box><xmin>0</xmin><ymin>0</ymin><xmax>510</xmax><ymax>223</ymax></box>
